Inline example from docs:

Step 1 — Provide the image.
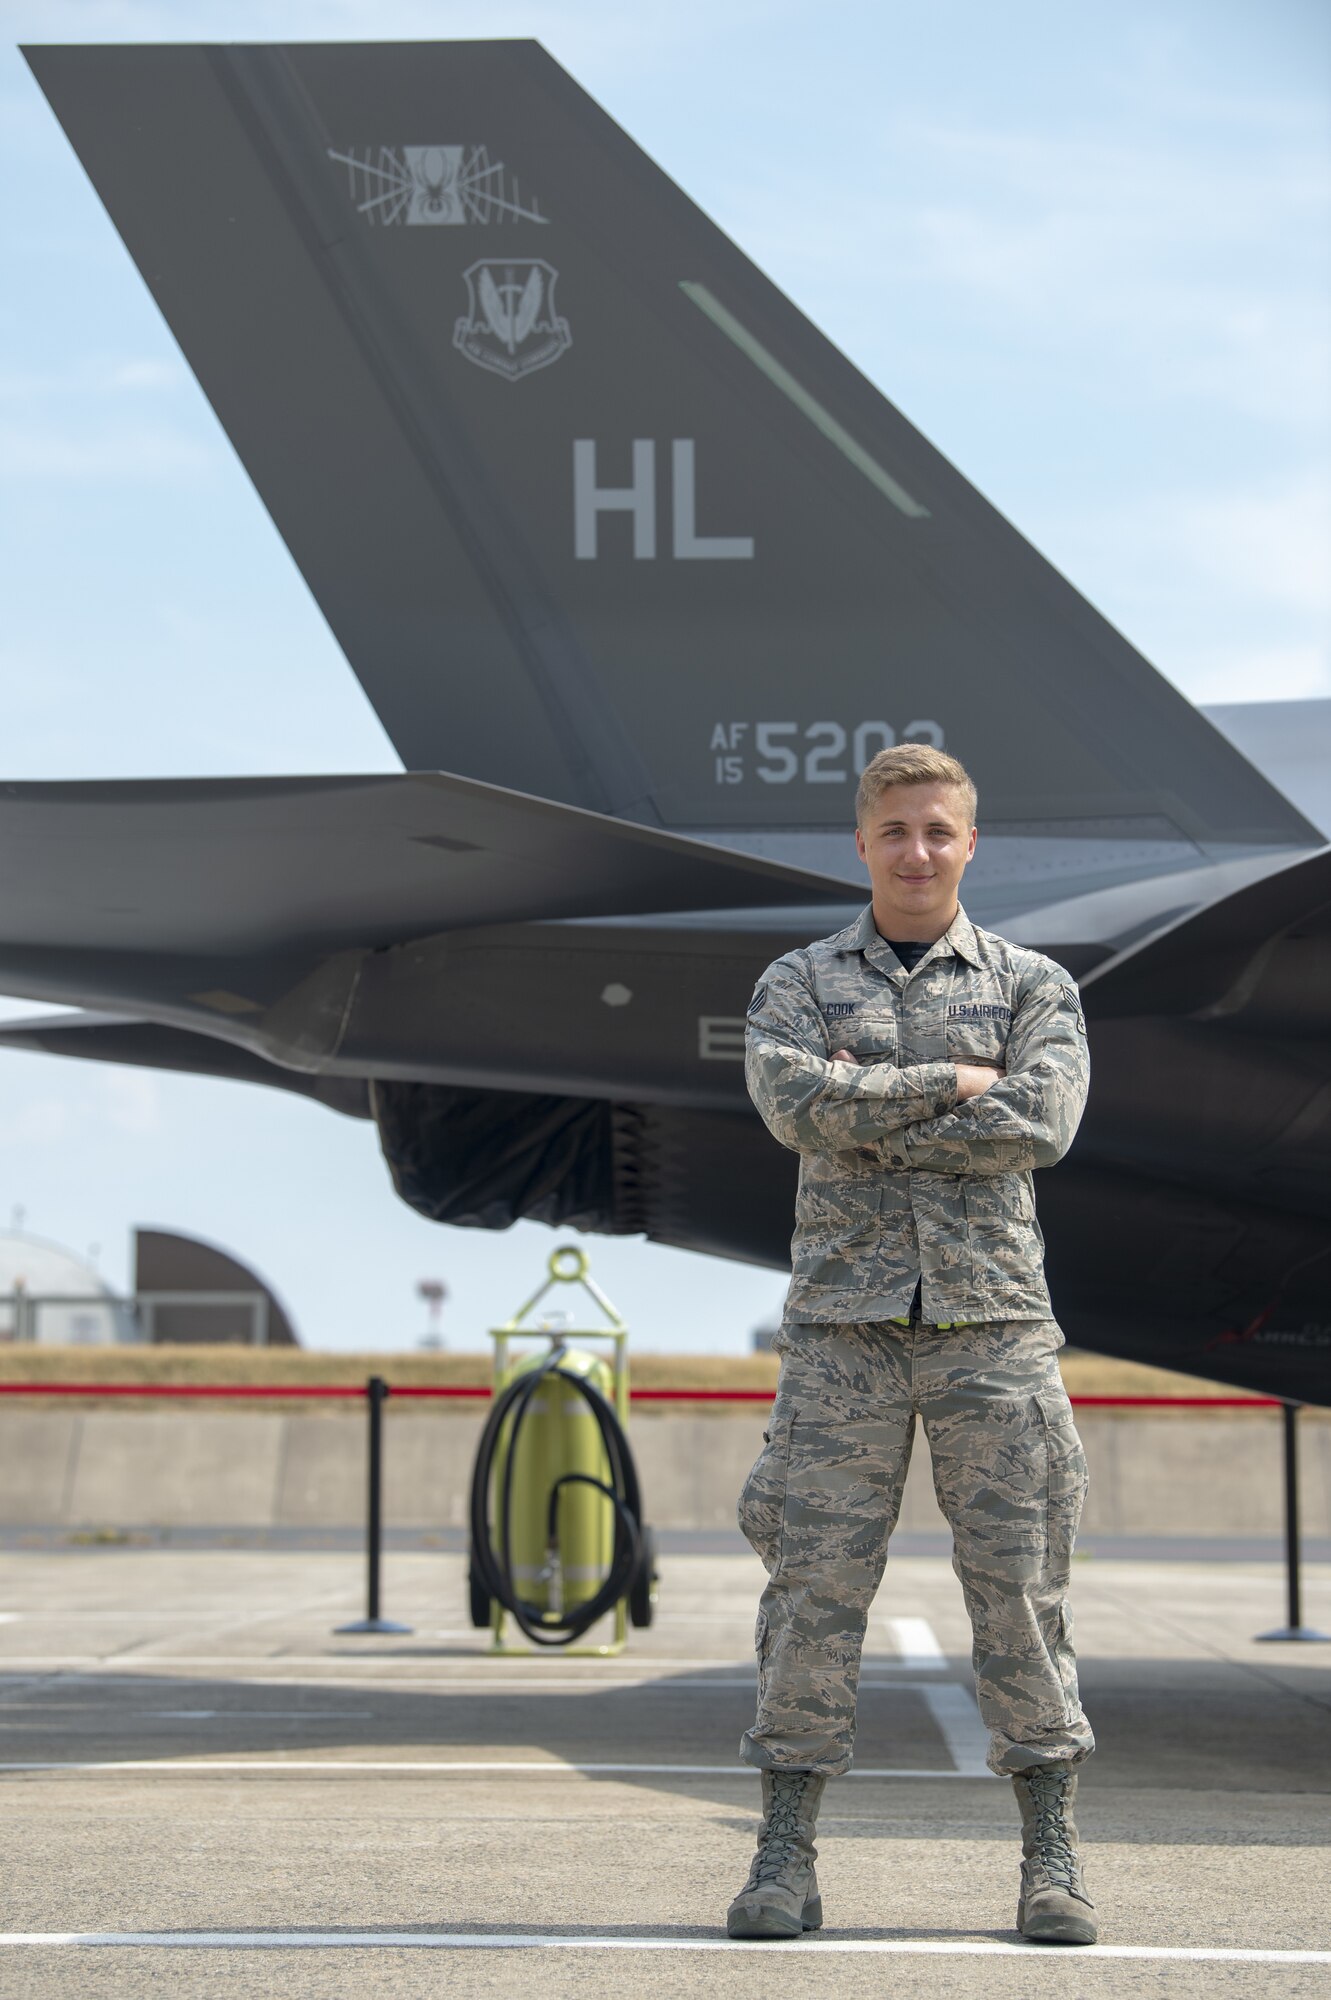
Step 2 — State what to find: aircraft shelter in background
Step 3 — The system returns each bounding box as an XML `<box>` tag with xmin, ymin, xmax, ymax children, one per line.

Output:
<box><xmin>0</xmin><ymin>39</ymin><xmax>1326</xmax><ymax>1406</ymax></box>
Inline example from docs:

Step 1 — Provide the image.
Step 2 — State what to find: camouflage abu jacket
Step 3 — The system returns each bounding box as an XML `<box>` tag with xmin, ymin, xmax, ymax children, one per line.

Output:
<box><xmin>744</xmin><ymin>904</ymin><xmax>1090</xmax><ymax>1325</ymax></box>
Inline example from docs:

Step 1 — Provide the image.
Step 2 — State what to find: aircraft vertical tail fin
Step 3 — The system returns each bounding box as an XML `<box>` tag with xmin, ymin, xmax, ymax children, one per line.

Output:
<box><xmin>25</xmin><ymin>38</ymin><xmax>1320</xmax><ymax>901</ymax></box>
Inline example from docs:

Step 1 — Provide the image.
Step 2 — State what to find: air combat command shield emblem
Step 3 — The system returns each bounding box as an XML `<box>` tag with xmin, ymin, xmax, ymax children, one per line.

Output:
<box><xmin>453</xmin><ymin>258</ymin><xmax>571</xmax><ymax>380</ymax></box>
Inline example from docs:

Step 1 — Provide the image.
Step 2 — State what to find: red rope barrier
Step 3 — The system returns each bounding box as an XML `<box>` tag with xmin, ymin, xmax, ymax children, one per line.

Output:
<box><xmin>0</xmin><ymin>1382</ymin><xmax>362</xmax><ymax>1398</ymax></box>
<box><xmin>390</xmin><ymin>1385</ymin><xmax>491</xmax><ymax>1399</ymax></box>
<box><xmin>0</xmin><ymin>1381</ymin><xmax>1283</xmax><ymax>1407</ymax></box>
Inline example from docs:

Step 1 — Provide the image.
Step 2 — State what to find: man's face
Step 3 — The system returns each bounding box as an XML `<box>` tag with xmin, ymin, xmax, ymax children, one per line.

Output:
<box><xmin>855</xmin><ymin>783</ymin><xmax>978</xmax><ymax>932</ymax></box>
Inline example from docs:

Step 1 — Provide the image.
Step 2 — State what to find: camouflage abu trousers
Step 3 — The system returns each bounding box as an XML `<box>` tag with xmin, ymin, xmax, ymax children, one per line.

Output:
<box><xmin>737</xmin><ymin>1317</ymin><xmax>1094</xmax><ymax>1776</ymax></box>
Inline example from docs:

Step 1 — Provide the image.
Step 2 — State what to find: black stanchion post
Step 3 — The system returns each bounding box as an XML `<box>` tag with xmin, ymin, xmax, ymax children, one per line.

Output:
<box><xmin>1283</xmin><ymin>1401</ymin><xmax>1302</xmax><ymax>1634</ymax></box>
<box><xmin>1256</xmin><ymin>1401</ymin><xmax>1328</xmax><ymax>1643</ymax></box>
<box><xmin>335</xmin><ymin>1375</ymin><xmax>414</xmax><ymax>1636</ymax></box>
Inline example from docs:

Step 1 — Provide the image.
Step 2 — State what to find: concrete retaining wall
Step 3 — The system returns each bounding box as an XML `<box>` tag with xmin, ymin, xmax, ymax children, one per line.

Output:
<box><xmin>0</xmin><ymin>1407</ymin><xmax>1327</xmax><ymax>1539</ymax></box>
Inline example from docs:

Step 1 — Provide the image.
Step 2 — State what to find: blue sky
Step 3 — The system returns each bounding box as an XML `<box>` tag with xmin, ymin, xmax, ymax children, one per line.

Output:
<box><xmin>0</xmin><ymin>0</ymin><xmax>1327</xmax><ymax>1353</ymax></box>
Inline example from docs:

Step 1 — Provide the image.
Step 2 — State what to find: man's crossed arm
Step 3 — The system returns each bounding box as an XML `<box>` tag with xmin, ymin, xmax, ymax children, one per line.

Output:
<box><xmin>870</xmin><ymin>972</ymin><xmax>1088</xmax><ymax>1172</ymax></box>
<box><xmin>745</xmin><ymin>958</ymin><xmax>1089</xmax><ymax>1173</ymax></box>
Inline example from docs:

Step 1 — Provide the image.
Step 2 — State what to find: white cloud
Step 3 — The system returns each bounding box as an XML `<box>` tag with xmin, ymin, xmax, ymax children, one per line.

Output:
<box><xmin>1035</xmin><ymin>467</ymin><xmax>1330</xmax><ymax>610</ymax></box>
<box><xmin>106</xmin><ymin>358</ymin><xmax>186</xmax><ymax>392</ymax></box>
<box><xmin>1159</xmin><ymin>471</ymin><xmax>1331</xmax><ymax>616</ymax></box>
<box><xmin>0</xmin><ymin>419</ymin><xmax>217</xmax><ymax>481</ymax></box>
<box><xmin>1184</xmin><ymin>643</ymin><xmax>1329</xmax><ymax>706</ymax></box>
<box><xmin>0</xmin><ymin>0</ymin><xmax>781</xmax><ymax>73</ymax></box>
<box><xmin>99</xmin><ymin>1068</ymin><xmax>162</xmax><ymax>1136</ymax></box>
<box><xmin>2</xmin><ymin>1096</ymin><xmax>73</xmax><ymax>1146</ymax></box>
<box><xmin>731</xmin><ymin>109</ymin><xmax>1331</xmax><ymax>432</ymax></box>
<box><xmin>0</xmin><ymin>356</ymin><xmax>188</xmax><ymax>400</ymax></box>
<box><xmin>1085</xmin><ymin>471</ymin><xmax>1331</xmax><ymax>624</ymax></box>
<box><xmin>1021</xmin><ymin>468</ymin><xmax>1331</xmax><ymax>704</ymax></box>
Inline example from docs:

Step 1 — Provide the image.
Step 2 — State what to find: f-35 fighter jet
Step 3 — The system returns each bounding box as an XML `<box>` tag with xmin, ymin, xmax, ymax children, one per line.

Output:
<box><xmin>7</xmin><ymin>40</ymin><xmax>1330</xmax><ymax>1402</ymax></box>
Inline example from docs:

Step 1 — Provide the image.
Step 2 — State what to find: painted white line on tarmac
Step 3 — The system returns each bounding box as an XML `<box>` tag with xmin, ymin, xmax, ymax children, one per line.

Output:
<box><xmin>0</xmin><ymin>1612</ymin><xmax>226</xmax><ymax>1621</ymax></box>
<box><xmin>886</xmin><ymin>1616</ymin><xmax>945</xmax><ymax>1669</ymax></box>
<box><xmin>0</xmin><ymin>1682</ymin><xmax>969</xmax><ymax>1720</ymax></box>
<box><xmin>144</xmin><ymin>1710</ymin><xmax>374</xmax><ymax>1721</ymax></box>
<box><xmin>344</xmin><ymin>1676</ymin><xmax>950</xmax><ymax>1692</ymax></box>
<box><xmin>0</xmin><ymin>1655</ymin><xmax>769</xmax><ymax>1669</ymax></box>
<box><xmin>0</xmin><ymin>1933</ymin><xmax>1325</xmax><ymax>1962</ymax></box>
<box><xmin>920</xmin><ymin>1684</ymin><xmax>991</xmax><ymax>1776</ymax></box>
<box><xmin>0</xmin><ymin>1661</ymin><xmax>962</xmax><ymax>1686</ymax></box>
<box><xmin>0</xmin><ymin>1656</ymin><xmax>755</xmax><ymax>1672</ymax></box>
<box><xmin>0</xmin><ymin>1679</ymin><xmax>940</xmax><ymax>1698</ymax></box>
<box><xmin>0</xmin><ymin>1758</ymin><xmax>991</xmax><ymax>1778</ymax></box>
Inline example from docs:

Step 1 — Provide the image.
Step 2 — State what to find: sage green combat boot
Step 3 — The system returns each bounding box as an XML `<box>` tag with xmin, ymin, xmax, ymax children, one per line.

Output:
<box><xmin>726</xmin><ymin>1768</ymin><xmax>826</xmax><ymax>1939</ymax></box>
<box><xmin>1011</xmin><ymin>1764</ymin><xmax>1098</xmax><ymax>1945</ymax></box>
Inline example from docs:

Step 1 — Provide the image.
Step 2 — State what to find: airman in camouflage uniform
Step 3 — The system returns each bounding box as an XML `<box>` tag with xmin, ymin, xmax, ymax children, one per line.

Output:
<box><xmin>727</xmin><ymin>746</ymin><xmax>1097</xmax><ymax>1947</ymax></box>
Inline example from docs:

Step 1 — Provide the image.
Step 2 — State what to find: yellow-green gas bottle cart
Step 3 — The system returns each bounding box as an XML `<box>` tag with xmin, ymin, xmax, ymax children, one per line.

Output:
<box><xmin>466</xmin><ymin>1247</ymin><xmax>658</xmax><ymax>1655</ymax></box>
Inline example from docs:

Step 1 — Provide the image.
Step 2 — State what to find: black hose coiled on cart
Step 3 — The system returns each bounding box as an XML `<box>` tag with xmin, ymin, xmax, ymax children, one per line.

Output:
<box><xmin>467</xmin><ymin>1349</ymin><xmax>645</xmax><ymax>1647</ymax></box>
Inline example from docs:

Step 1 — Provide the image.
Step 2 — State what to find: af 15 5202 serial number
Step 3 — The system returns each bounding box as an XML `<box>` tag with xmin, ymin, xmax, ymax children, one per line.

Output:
<box><xmin>709</xmin><ymin>719</ymin><xmax>945</xmax><ymax>785</ymax></box>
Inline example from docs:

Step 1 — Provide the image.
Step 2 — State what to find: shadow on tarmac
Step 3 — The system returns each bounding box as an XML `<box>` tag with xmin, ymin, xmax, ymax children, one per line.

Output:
<box><xmin>2</xmin><ymin>1656</ymin><xmax>1329</xmax><ymax>1821</ymax></box>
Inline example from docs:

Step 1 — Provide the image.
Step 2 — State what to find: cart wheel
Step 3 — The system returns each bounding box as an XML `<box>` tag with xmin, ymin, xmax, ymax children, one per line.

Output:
<box><xmin>468</xmin><ymin>1559</ymin><xmax>491</xmax><ymax>1630</ymax></box>
<box><xmin>629</xmin><ymin>1526</ymin><xmax>658</xmax><ymax>1629</ymax></box>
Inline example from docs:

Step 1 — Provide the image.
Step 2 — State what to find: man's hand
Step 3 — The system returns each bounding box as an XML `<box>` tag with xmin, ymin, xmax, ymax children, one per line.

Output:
<box><xmin>955</xmin><ymin>1062</ymin><xmax>1005</xmax><ymax>1101</ymax></box>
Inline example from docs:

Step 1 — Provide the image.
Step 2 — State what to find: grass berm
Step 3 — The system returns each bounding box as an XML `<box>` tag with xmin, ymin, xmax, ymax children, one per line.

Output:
<box><xmin>0</xmin><ymin>1343</ymin><xmax>1303</xmax><ymax>1417</ymax></box>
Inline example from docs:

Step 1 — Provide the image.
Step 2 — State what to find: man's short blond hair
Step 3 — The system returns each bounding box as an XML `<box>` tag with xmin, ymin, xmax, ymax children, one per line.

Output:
<box><xmin>855</xmin><ymin>743</ymin><xmax>977</xmax><ymax>828</ymax></box>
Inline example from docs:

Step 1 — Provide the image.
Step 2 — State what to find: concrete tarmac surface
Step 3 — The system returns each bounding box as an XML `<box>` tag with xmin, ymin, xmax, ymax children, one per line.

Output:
<box><xmin>0</xmin><ymin>1547</ymin><xmax>1328</xmax><ymax>1998</ymax></box>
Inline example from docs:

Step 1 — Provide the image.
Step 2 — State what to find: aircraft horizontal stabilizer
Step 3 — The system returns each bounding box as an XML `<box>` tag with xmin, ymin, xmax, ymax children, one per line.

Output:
<box><xmin>0</xmin><ymin>767</ymin><xmax>852</xmax><ymax>1014</ymax></box>
<box><xmin>0</xmin><ymin>1011</ymin><xmax>371</xmax><ymax>1118</ymax></box>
